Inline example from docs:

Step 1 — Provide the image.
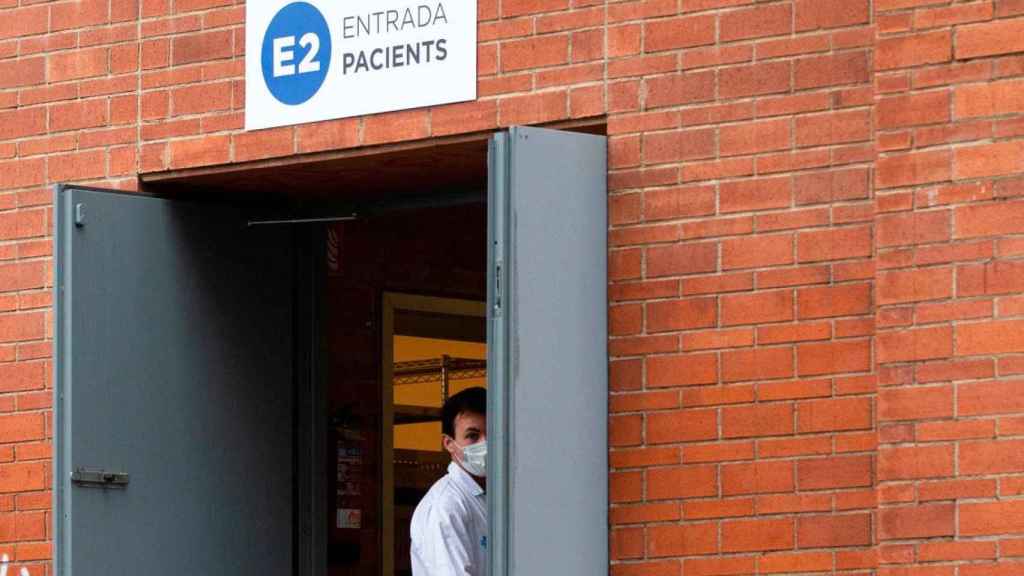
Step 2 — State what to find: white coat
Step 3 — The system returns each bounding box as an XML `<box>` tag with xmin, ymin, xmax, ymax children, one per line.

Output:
<box><xmin>410</xmin><ymin>461</ymin><xmax>487</xmax><ymax>576</ymax></box>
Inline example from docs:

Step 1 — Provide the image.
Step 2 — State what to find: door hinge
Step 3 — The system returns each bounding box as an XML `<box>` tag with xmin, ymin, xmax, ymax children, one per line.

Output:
<box><xmin>71</xmin><ymin>468</ymin><xmax>129</xmax><ymax>489</ymax></box>
<box><xmin>494</xmin><ymin>261</ymin><xmax>503</xmax><ymax>317</ymax></box>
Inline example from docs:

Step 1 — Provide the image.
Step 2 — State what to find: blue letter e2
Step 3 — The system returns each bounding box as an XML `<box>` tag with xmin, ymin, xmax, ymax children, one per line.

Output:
<box><xmin>261</xmin><ymin>2</ymin><xmax>332</xmax><ymax>106</ymax></box>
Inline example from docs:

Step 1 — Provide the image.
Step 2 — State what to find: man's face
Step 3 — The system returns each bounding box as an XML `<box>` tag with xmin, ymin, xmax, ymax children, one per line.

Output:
<box><xmin>443</xmin><ymin>410</ymin><xmax>486</xmax><ymax>457</ymax></box>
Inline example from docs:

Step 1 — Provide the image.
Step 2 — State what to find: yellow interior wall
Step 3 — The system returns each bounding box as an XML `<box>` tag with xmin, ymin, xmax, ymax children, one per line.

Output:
<box><xmin>393</xmin><ymin>336</ymin><xmax>486</xmax><ymax>451</ymax></box>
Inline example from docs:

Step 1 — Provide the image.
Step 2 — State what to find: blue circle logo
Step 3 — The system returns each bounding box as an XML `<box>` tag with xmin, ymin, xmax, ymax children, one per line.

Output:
<box><xmin>261</xmin><ymin>2</ymin><xmax>331</xmax><ymax>106</ymax></box>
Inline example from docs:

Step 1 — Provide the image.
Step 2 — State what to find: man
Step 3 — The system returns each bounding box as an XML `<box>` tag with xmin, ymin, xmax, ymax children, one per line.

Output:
<box><xmin>410</xmin><ymin>386</ymin><xmax>487</xmax><ymax>576</ymax></box>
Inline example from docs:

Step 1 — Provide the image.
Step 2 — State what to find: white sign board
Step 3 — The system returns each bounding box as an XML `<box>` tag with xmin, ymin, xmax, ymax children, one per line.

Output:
<box><xmin>245</xmin><ymin>1</ymin><xmax>477</xmax><ymax>131</ymax></box>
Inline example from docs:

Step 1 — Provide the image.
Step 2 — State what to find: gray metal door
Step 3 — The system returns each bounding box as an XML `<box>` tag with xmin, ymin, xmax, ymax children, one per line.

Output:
<box><xmin>488</xmin><ymin>127</ymin><xmax>608</xmax><ymax>576</ymax></box>
<box><xmin>54</xmin><ymin>186</ymin><xmax>294</xmax><ymax>576</ymax></box>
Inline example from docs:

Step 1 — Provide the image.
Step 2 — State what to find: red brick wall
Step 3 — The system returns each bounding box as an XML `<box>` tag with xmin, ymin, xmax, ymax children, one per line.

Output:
<box><xmin>0</xmin><ymin>0</ymin><xmax>1023</xmax><ymax>574</ymax></box>
<box><xmin>606</xmin><ymin>1</ymin><xmax>878</xmax><ymax>574</ymax></box>
<box><xmin>874</xmin><ymin>2</ymin><xmax>1024</xmax><ymax>575</ymax></box>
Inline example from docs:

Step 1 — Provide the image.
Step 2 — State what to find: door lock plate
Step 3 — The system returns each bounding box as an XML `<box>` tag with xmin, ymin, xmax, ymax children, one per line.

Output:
<box><xmin>71</xmin><ymin>468</ymin><xmax>129</xmax><ymax>488</ymax></box>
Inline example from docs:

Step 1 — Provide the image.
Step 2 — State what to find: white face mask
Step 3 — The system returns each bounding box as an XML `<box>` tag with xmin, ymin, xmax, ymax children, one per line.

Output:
<box><xmin>458</xmin><ymin>440</ymin><xmax>487</xmax><ymax>477</ymax></box>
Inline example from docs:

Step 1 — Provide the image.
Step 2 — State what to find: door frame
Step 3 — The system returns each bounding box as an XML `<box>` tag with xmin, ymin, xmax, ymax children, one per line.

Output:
<box><xmin>380</xmin><ymin>292</ymin><xmax>487</xmax><ymax>575</ymax></box>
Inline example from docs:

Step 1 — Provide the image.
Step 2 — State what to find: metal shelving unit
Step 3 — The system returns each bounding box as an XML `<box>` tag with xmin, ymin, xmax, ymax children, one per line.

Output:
<box><xmin>392</xmin><ymin>355</ymin><xmax>486</xmax><ymax>424</ymax></box>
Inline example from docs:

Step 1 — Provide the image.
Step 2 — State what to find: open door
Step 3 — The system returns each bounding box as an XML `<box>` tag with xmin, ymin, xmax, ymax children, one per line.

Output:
<box><xmin>488</xmin><ymin>127</ymin><xmax>608</xmax><ymax>576</ymax></box>
<box><xmin>54</xmin><ymin>186</ymin><xmax>295</xmax><ymax>576</ymax></box>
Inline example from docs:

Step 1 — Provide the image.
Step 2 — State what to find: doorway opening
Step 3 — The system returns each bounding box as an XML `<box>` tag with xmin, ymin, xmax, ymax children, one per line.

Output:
<box><xmin>322</xmin><ymin>203</ymin><xmax>488</xmax><ymax>576</ymax></box>
<box><xmin>55</xmin><ymin>123</ymin><xmax>609</xmax><ymax>576</ymax></box>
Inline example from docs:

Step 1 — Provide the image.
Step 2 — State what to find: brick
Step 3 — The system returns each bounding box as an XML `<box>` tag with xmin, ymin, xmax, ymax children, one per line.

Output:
<box><xmin>878</xmin><ymin>31</ymin><xmax>951</xmax><ymax>70</ymax></box>
<box><xmin>957</xmin><ymin>17</ymin><xmax>1024</xmax><ymax>59</ymax></box>
<box><xmin>720</xmin><ymin>61</ymin><xmax>791</xmax><ymax>100</ymax></box>
<box><xmin>720</xmin><ymin>119</ymin><xmax>791</xmax><ymax>157</ymax></box>
<box><xmin>879</xmin><ymin>386</ymin><xmax>953</xmax><ymax>421</ymax></box>
<box><xmin>683</xmin><ymin>498</ymin><xmax>753</xmax><ymax>520</ymax></box>
<box><xmin>168</xmin><ymin>134</ymin><xmax>231</xmax><ymax>169</ymax></box>
<box><xmin>172</xmin><ymin>82</ymin><xmax>232</xmax><ymax>116</ymax></box>
<box><xmin>0</xmin><ymin>463</ymin><xmax>44</xmax><ymax>493</ymax></box>
<box><xmin>719</xmin><ymin>177</ymin><xmax>792</xmax><ymax>214</ymax></box>
<box><xmin>878</xmin><ymin>326</ymin><xmax>953</xmax><ymax>363</ymax></box>
<box><xmin>919</xmin><ymin>478</ymin><xmax>997</xmax><ymax>501</ymax></box>
<box><xmin>959</xmin><ymin>261</ymin><xmax>1024</xmax><ymax>297</ymax></box>
<box><xmin>501</xmin><ymin>35</ymin><xmax>569</xmax><ymax>72</ymax></box>
<box><xmin>645</xmin><ymin>14</ymin><xmax>715</xmax><ymax>52</ymax></box>
<box><xmin>877</xmin><ymin>267</ymin><xmax>953</xmax><ymax>305</ymax></box>
<box><xmin>52</xmin><ymin>0</ymin><xmax>109</xmax><ymax>30</ymax></box>
<box><xmin>647</xmin><ymin>298</ymin><xmax>716</xmax><ymax>333</ymax></box>
<box><xmin>721</xmin><ymin>4</ymin><xmax>791</xmax><ymax>42</ymax></box>
<box><xmin>172</xmin><ymin>29</ymin><xmax>233</xmax><ymax>65</ymax></box>
<box><xmin>0</xmin><ymin>414</ymin><xmax>43</xmax><ymax>444</ymax></box>
<box><xmin>877</xmin><ymin>210</ymin><xmax>951</xmax><ymax>248</ymax></box>
<box><xmin>794</xmin><ymin>51</ymin><xmax>870</xmax><ymax>90</ymax></box>
<box><xmin>647</xmin><ymin>465</ymin><xmax>717</xmax><ymax>499</ymax></box>
<box><xmin>681</xmin><ymin>382</ymin><xmax>754</xmax><ymax>405</ymax></box>
<box><xmin>917</xmin><ymin>419</ymin><xmax>994</xmax><ymax>442</ymax></box>
<box><xmin>796</xmin><ymin>339</ymin><xmax>871</xmax><ymax>376</ymax></box>
<box><xmin>721</xmin><ymin>290</ymin><xmax>793</xmax><ymax>326</ymax></box>
<box><xmin>910</xmin><ymin>298</ymin><xmax>988</xmax><ymax>323</ymax></box>
<box><xmin>961</xmin><ymin>500</ymin><xmax>1024</xmax><ymax>536</ymax></box>
<box><xmin>644</xmin><ymin>129</ymin><xmax>716</xmax><ymax>165</ymax></box>
<box><xmin>48</xmin><ymin>150</ymin><xmax>107</xmax><ymax>183</ymax></box>
<box><xmin>917</xmin><ymin>2</ymin><xmax>993</xmax><ymax>28</ymax></box>
<box><xmin>796</xmin><ymin>110</ymin><xmax>871</xmax><ymax>148</ymax></box>
<box><xmin>796</xmin><ymin>0</ymin><xmax>869</xmax><ymax>31</ymax></box>
<box><xmin>722</xmin><ymin>347</ymin><xmax>794</xmax><ymax>383</ymax></box>
<box><xmin>794</xmin><ymin>168</ymin><xmax>869</xmax><ymax>205</ymax></box>
<box><xmin>960</xmin><ymin>440</ymin><xmax>1024</xmax><ymax>474</ymax></box>
<box><xmin>722</xmin><ymin>460</ymin><xmax>793</xmax><ymax>496</ymax></box>
<box><xmin>645</xmin><ymin>71</ymin><xmax>716</xmax><ymax>108</ymax></box>
<box><xmin>878</xmin><ymin>91</ymin><xmax>951</xmax><ymax>130</ymax></box>
<box><xmin>0</xmin><ymin>58</ymin><xmax>45</xmax><ymax>89</ymax></box>
<box><xmin>721</xmin><ymin>518</ymin><xmax>794</xmax><ymax>552</ymax></box>
<box><xmin>957</xmin><ymin>319</ymin><xmax>1024</xmax><ymax>356</ymax></box>
<box><xmin>955</xmin><ymin>140</ymin><xmax>1024</xmax><ymax>180</ymax></box>
<box><xmin>956</xmin><ymin>78</ymin><xmax>1024</xmax><ymax>119</ymax></box>
<box><xmin>799</xmin><ymin>456</ymin><xmax>872</xmax><ymax>491</ymax></box>
<box><xmin>955</xmin><ymin>200</ymin><xmax>1024</xmax><ymax>238</ymax></box>
<box><xmin>47</xmin><ymin>48</ymin><xmax>108</xmax><ymax>82</ymax></box>
<box><xmin>364</xmin><ymin>109</ymin><xmax>429</xmax><ymax>144</ymax></box>
<box><xmin>647</xmin><ymin>408</ymin><xmax>718</xmax><ymax>444</ymax></box>
<box><xmin>648</xmin><ymin>523</ymin><xmax>717</xmax><ymax>557</ymax></box>
<box><xmin>798</xmin><ymin>397</ymin><xmax>871</xmax><ymax>433</ymax></box>
<box><xmin>501</xmin><ymin>0</ymin><xmax>568</xmax><ymax>18</ymax></box>
<box><xmin>233</xmin><ymin>128</ymin><xmax>294</xmax><ymax>162</ymax></box>
<box><xmin>644</xmin><ymin>185</ymin><xmax>716</xmax><ymax>221</ymax></box>
<box><xmin>296</xmin><ymin>119</ymin><xmax>359</xmax><ymax>154</ymax></box>
<box><xmin>877</xmin><ymin>149</ymin><xmax>952</xmax><ymax>189</ymax></box>
<box><xmin>797</xmin><ymin>514</ymin><xmax>871</xmax><ymax>548</ymax></box>
<box><xmin>684</xmin><ymin>442</ymin><xmax>754</xmax><ymax>464</ymax></box>
<box><xmin>760</xmin><ymin>553</ymin><xmax>832</xmax><ymax>575</ymax></box>
<box><xmin>797</xmin><ymin>284</ymin><xmax>870</xmax><ymax>319</ymax></box>
<box><xmin>0</xmin><ymin>108</ymin><xmax>46</xmax><ymax>142</ymax></box>
<box><xmin>647</xmin><ymin>243</ymin><xmax>718</xmax><ymax>278</ymax></box>
<box><xmin>797</xmin><ymin>226</ymin><xmax>872</xmax><ymax>263</ymax></box>
<box><xmin>722</xmin><ymin>235</ymin><xmax>792</xmax><ymax>270</ymax></box>
<box><xmin>879</xmin><ymin>504</ymin><xmax>955</xmax><ymax>540</ymax></box>
<box><xmin>0</xmin><ymin>6</ymin><xmax>48</xmax><ymax>40</ymax></box>
<box><xmin>878</xmin><ymin>445</ymin><xmax>954</xmax><ymax>480</ymax></box>
<box><xmin>722</xmin><ymin>403</ymin><xmax>793</xmax><ymax>438</ymax></box>
<box><xmin>610</xmin><ymin>414</ymin><xmax>642</xmax><ymax>447</ymax></box>
<box><xmin>959</xmin><ymin>380</ymin><xmax>1024</xmax><ymax>416</ymax></box>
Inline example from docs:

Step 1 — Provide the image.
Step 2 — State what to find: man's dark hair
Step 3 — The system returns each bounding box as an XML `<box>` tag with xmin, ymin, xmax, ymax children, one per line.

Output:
<box><xmin>442</xmin><ymin>386</ymin><xmax>486</xmax><ymax>437</ymax></box>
